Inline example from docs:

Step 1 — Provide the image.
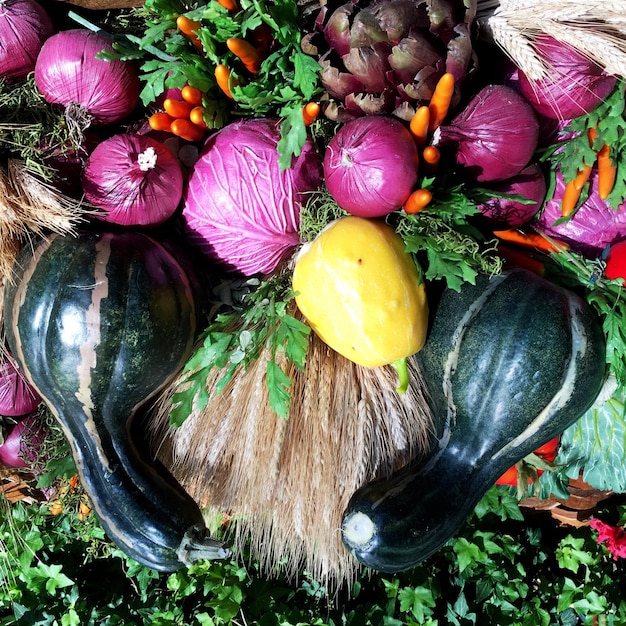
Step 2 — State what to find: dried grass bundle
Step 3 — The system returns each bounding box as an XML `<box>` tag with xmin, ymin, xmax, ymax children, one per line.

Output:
<box><xmin>150</xmin><ymin>330</ymin><xmax>433</xmax><ymax>589</ymax></box>
<box><xmin>0</xmin><ymin>160</ymin><xmax>87</xmax><ymax>282</ymax></box>
<box><xmin>477</xmin><ymin>0</ymin><xmax>626</xmax><ymax>80</ymax></box>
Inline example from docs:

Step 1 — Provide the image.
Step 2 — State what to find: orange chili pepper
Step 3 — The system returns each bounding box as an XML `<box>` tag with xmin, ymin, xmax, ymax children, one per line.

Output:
<box><xmin>403</xmin><ymin>188</ymin><xmax>433</xmax><ymax>214</ymax></box>
<box><xmin>171</xmin><ymin>118</ymin><xmax>206</xmax><ymax>142</ymax></box>
<box><xmin>428</xmin><ymin>73</ymin><xmax>455</xmax><ymax>132</ymax></box>
<box><xmin>409</xmin><ymin>105</ymin><xmax>430</xmax><ymax>147</ymax></box>
<box><xmin>302</xmin><ymin>102</ymin><xmax>320</xmax><ymax>126</ymax></box>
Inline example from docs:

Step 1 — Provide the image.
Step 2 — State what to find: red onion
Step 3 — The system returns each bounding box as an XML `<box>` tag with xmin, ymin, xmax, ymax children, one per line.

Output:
<box><xmin>437</xmin><ymin>84</ymin><xmax>539</xmax><ymax>182</ymax></box>
<box><xmin>0</xmin><ymin>412</ymin><xmax>46</xmax><ymax>469</ymax></box>
<box><xmin>477</xmin><ymin>163</ymin><xmax>547</xmax><ymax>228</ymax></box>
<box><xmin>183</xmin><ymin>117</ymin><xmax>323</xmax><ymax>276</ymax></box>
<box><xmin>323</xmin><ymin>116</ymin><xmax>419</xmax><ymax>217</ymax></box>
<box><xmin>534</xmin><ymin>168</ymin><xmax>626</xmax><ymax>255</ymax></box>
<box><xmin>518</xmin><ymin>35</ymin><xmax>617</xmax><ymax>121</ymax></box>
<box><xmin>0</xmin><ymin>354</ymin><xmax>41</xmax><ymax>417</ymax></box>
<box><xmin>34</xmin><ymin>29</ymin><xmax>141</xmax><ymax>125</ymax></box>
<box><xmin>0</xmin><ymin>0</ymin><xmax>55</xmax><ymax>81</ymax></box>
<box><xmin>83</xmin><ymin>134</ymin><xmax>184</xmax><ymax>227</ymax></box>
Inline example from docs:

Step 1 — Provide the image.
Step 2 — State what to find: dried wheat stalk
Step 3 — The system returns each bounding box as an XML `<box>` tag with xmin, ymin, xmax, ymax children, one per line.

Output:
<box><xmin>477</xmin><ymin>0</ymin><xmax>626</xmax><ymax>80</ymax></box>
<box><xmin>150</xmin><ymin>330</ymin><xmax>433</xmax><ymax>589</ymax></box>
<box><xmin>0</xmin><ymin>160</ymin><xmax>88</xmax><ymax>284</ymax></box>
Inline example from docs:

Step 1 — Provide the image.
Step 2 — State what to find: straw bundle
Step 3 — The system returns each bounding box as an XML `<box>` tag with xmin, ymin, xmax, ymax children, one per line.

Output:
<box><xmin>150</xmin><ymin>327</ymin><xmax>433</xmax><ymax>588</ymax></box>
<box><xmin>477</xmin><ymin>0</ymin><xmax>626</xmax><ymax>80</ymax></box>
<box><xmin>0</xmin><ymin>160</ymin><xmax>87</xmax><ymax>280</ymax></box>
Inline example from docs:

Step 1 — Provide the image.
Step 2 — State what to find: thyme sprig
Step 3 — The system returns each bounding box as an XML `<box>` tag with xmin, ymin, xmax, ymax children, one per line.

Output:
<box><xmin>0</xmin><ymin>77</ymin><xmax>75</xmax><ymax>181</ymax></box>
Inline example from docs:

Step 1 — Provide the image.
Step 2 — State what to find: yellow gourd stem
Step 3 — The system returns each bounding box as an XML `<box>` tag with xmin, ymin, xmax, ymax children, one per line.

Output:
<box><xmin>392</xmin><ymin>357</ymin><xmax>410</xmax><ymax>394</ymax></box>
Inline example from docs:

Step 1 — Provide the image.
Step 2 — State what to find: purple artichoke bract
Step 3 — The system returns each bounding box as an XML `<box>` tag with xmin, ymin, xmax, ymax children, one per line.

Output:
<box><xmin>302</xmin><ymin>0</ymin><xmax>476</xmax><ymax>122</ymax></box>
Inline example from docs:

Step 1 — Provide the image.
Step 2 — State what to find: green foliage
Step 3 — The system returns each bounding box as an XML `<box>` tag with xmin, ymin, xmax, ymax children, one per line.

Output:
<box><xmin>394</xmin><ymin>184</ymin><xmax>504</xmax><ymax>292</ymax></box>
<box><xmin>170</xmin><ymin>273</ymin><xmax>310</xmax><ymax>424</ymax></box>
<box><xmin>3</xmin><ymin>487</ymin><xmax>626</xmax><ymax>625</ymax></box>
<box><xmin>546</xmin><ymin>79</ymin><xmax>626</xmax><ymax>209</ymax></box>
<box><xmin>100</xmin><ymin>0</ymin><xmax>323</xmax><ymax>167</ymax></box>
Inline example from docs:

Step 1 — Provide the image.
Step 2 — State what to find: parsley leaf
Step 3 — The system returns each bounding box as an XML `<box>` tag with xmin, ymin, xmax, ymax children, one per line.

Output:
<box><xmin>102</xmin><ymin>0</ymin><xmax>322</xmax><ymax>166</ymax></box>
<box><xmin>545</xmin><ymin>80</ymin><xmax>626</xmax><ymax>208</ymax></box>
<box><xmin>169</xmin><ymin>274</ymin><xmax>310</xmax><ymax>427</ymax></box>
<box><xmin>395</xmin><ymin>185</ymin><xmax>503</xmax><ymax>291</ymax></box>
<box><xmin>543</xmin><ymin>248</ymin><xmax>626</xmax><ymax>392</ymax></box>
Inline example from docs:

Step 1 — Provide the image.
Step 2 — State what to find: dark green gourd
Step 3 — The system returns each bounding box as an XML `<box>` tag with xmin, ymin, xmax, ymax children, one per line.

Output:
<box><xmin>341</xmin><ymin>269</ymin><xmax>607</xmax><ymax>573</ymax></box>
<box><xmin>4</xmin><ymin>231</ymin><xmax>230</xmax><ymax>572</ymax></box>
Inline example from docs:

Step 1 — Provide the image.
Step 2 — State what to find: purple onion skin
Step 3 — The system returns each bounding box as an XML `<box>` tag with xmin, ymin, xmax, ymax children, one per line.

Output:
<box><xmin>183</xmin><ymin>118</ymin><xmax>323</xmax><ymax>276</ymax></box>
<box><xmin>0</xmin><ymin>356</ymin><xmax>41</xmax><ymax>417</ymax></box>
<box><xmin>534</xmin><ymin>168</ymin><xmax>626</xmax><ymax>256</ymax></box>
<box><xmin>324</xmin><ymin>115</ymin><xmax>419</xmax><ymax>217</ymax></box>
<box><xmin>0</xmin><ymin>413</ymin><xmax>45</xmax><ymax>470</ymax></box>
<box><xmin>477</xmin><ymin>163</ymin><xmax>547</xmax><ymax>228</ymax></box>
<box><xmin>518</xmin><ymin>35</ymin><xmax>617</xmax><ymax>120</ymax></box>
<box><xmin>83</xmin><ymin>133</ymin><xmax>184</xmax><ymax>227</ymax></box>
<box><xmin>0</xmin><ymin>0</ymin><xmax>55</xmax><ymax>81</ymax></box>
<box><xmin>34</xmin><ymin>29</ymin><xmax>141</xmax><ymax>125</ymax></box>
<box><xmin>438</xmin><ymin>84</ymin><xmax>539</xmax><ymax>182</ymax></box>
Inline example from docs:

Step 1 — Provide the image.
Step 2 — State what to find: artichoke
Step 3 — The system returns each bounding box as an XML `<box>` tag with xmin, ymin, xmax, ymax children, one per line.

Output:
<box><xmin>301</xmin><ymin>0</ymin><xmax>477</xmax><ymax>121</ymax></box>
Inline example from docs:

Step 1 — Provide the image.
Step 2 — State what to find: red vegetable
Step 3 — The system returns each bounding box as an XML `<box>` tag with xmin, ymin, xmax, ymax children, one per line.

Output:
<box><xmin>323</xmin><ymin>115</ymin><xmax>419</xmax><ymax>217</ymax></box>
<box><xmin>0</xmin><ymin>353</ymin><xmax>41</xmax><ymax>417</ymax></box>
<box><xmin>83</xmin><ymin>133</ymin><xmax>184</xmax><ymax>227</ymax></box>
<box><xmin>534</xmin><ymin>168</ymin><xmax>626</xmax><ymax>255</ymax></box>
<box><xmin>605</xmin><ymin>240</ymin><xmax>626</xmax><ymax>285</ymax></box>
<box><xmin>477</xmin><ymin>163</ymin><xmax>547</xmax><ymax>228</ymax></box>
<box><xmin>0</xmin><ymin>413</ymin><xmax>46</xmax><ymax>470</ymax></box>
<box><xmin>34</xmin><ymin>29</ymin><xmax>141</xmax><ymax>126</ymax></box>
<box><xmin>495</xmin><ymin>436</ymin><xmax>560</xmax><ymax>486</ymax></box>
<box><xmin>0</xmin><ymin>0</ymin><xmax>55</xmax><ymax>81</ymax></box>
<box><xmin>437</xmin><ymin>84</ymin><xmax>539</xmax><ymax>182</ymax></box>
<box><xmin>183</xmin><ymin>117</ymin><xmax>323</xmax><ymax>276</ymax></box>
<box><xmin>518</xmin><ymin>34</ymin><xmax>617</xmax><ymax>121</ymax></box>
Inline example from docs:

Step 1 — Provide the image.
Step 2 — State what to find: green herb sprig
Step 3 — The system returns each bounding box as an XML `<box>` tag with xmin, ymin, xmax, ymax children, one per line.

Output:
<box><xmin>544</xmin><ymin>79</ymin><xmax>626</xmax><ymax>209</ymax></box>
<box><xmin>170</xmin><ymin>272</ymin><xmax>310</xmax><ymax>425</ymax></box>
<box><xmin>543</xmin><ymin>244</ymin><xmax>626</xmax><ymax>391</ymax></box>
<box><xmin>0</xmin><ymin>77</ymin><xmax>75</xmax><ymax>181</ymax></box>
<box><xmin>394</xmin><ymin>183</ymin><xmax>504</xmax><ymax>291</ymax></box>
<box><xmin>101</xmin><ymin>0</ymin><xmax>323</xmax><ymax>169</ymax></box>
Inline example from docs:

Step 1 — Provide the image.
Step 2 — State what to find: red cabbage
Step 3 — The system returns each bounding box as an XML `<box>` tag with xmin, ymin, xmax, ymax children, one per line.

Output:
<box><xmin>477</xmin><ymin>163</ymin><xmax>547</xmax><ymax>228</ymax></box>
<box><xmin>437</xmin><ymin>84</ymin><xmax>539</xmax><ymax>182</ymax></box>
<box><xmin>183</xmin><ymin>118</ymin><xmax>323</xmax><ymax>276</ymax></box>
<box><xmin>534</xmin><ymin>168</ymin><xmax>626</xmax><ymax>255</ymax></box>
<box><xmin>323</xmin><ymin>115</ymin><xmax>419</xmax><ymax>217</ymax></box>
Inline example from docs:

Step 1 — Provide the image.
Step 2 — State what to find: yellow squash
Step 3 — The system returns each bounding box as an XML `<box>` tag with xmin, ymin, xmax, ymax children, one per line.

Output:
<box><xmin>292</xmin><ymin>216</ymin><xmax>429</xmax><ymax>369</ymax></box>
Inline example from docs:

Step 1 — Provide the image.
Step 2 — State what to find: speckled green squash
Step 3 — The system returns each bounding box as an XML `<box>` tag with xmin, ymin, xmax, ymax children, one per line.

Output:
<box><xmin>341</xmin><ymin>269</ymin><xmax>607</xmax><ymax>573</ymax></box>
<box><xmin>4</xmin><ymin>231</ymin><xmax>230</xmax><ymax>571</ymax></box>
